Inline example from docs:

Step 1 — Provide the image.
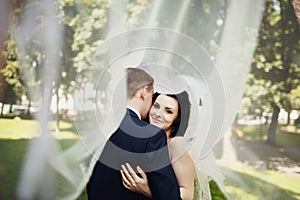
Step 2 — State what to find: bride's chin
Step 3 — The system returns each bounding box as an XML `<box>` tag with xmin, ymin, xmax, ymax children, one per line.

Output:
<box><xmin>151</xmin><ymin>122</ymin><xmax>163</xmax><ymax>129</ymax></box>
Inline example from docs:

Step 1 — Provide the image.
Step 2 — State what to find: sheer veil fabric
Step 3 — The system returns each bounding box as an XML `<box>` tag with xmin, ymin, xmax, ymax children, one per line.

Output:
<box><xmin>14</xmin><ymin>0</ymin><xmax>264</xmax><ymax>199</ymax></box>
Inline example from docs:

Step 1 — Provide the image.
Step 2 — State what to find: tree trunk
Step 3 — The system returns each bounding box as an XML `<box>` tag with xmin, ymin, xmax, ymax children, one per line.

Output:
<box><xmin>259</xmin><ymin>115</ymin><xmax>264</xmax><ymax>139</ymax></box>
<box><xmin>267</xmin><ymin>105</ymin><xmax>280</xmax><ymax>144</ymax></box>
<box><xmin>287</xmin><ymin>111</ymin><xmax>291</xmax><ymax>125</ymax></box>
<box><xmin>55</xmin><ymin>86</ymin><xmax>60</xmax><ymax>133</ymax></box>
<box><xmin>27</xmin><ymin>99</ymin><xmax>31</xmax><ymax>116</ymax></box>
<box><xmin>0</xmin><ymin>61</ymin><xmax>7</xmax><ymax>104</ymax></box>
<box><xmin>292</xmin><ymin>0</ymin><xmax>300</xmax><ymax>25</ymax></box>
<box><xmin>9</xmin><ymin>103</ymin><xmax>13</xmax><ymax>113</ymax></box>
<box><xmin>0</xmin><ymin>103</ymin><xmax>4</xmax><ymax>116</ymax></box>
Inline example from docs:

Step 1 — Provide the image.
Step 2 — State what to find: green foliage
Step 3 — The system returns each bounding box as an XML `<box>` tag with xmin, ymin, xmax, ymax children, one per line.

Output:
<box><xmin>242</xmin><ymin>0</ymin><xmax>300</xmax><ymax>143</ymax></box>
<box><xmin>290</xmin><ymin>85</ymin><xmax>300</xmax><ymax>110</ymax></box>
<box><xmin>153</xmin><ymin>0</ymin><xmax>226</xmax><ymax>58</ymax></box>
<box><xmin>126</xmin><ymin>0</ymin><xmax>150</xmax><ymax>28</ymax></box>
<box><xmin>3</xmin><ymin>0</ymin><xmax>228</xmax><ymax>106</ymax></box>
<box><xmin>210</xmin><ymin>180</ymin><xmax>227</xmax><ymax>200</ymax></box>
<box><xmin>58</xmin><ymin>0</ymin><xmax>109</xmax><ymax>73</ymax></box>
<box><xmin>1</xmin><ymin>1</ymin><xmax>55</xmax><ymax>103</ymax></box>
<box><xmin>56</xmin><ymin>0</ymin><xmax>152</xmax><ymax>94</ymax></box>
<box><xmin>1</xmin><ymin>61</ymin><xmax>23</xmax><ymax>98</ymax></box>
<box><xmin>1</xmin><ymin>7</ymin><xmax>25</xmax><ymax>103</ymax></box>
<box><xmin>245</xmin><ymin>0</ymin><xmax>300</xmax><ymax>112</ymax></box>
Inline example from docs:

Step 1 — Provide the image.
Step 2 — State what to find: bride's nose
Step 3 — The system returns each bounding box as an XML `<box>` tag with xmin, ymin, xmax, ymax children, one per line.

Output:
<box><xmin>153</xmin><ymin>109</ymin><xmax>163</xmax><ymax>118</ymax></box>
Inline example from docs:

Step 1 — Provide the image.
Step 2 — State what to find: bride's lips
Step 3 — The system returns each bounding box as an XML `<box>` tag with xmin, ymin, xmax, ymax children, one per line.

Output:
<box><xmin>151</xmin><ymin>117</ymin><xmax>164</xmax><ymax>124</ymax></box>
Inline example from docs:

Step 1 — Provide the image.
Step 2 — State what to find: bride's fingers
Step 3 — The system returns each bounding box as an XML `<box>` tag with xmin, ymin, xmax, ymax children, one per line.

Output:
<box><xmin>136</xmin><ymin>166</ymin><xmax>147</xmax><ymax>180</ymax></box>
<box><xmin>120</xmin><ymin>169</ymin><xmax>129</xmax><ymax>183</ymax></box>
<box><xmin>125</xmin><ymin>163</ymin><xmax>140</xmax><ymax>182</ymax></box>
<box><xmin>121</xmin><ymin>165</ymin><xmax>135</xmax><ymax>185</ymax></box>
<box><xmin>120</xmin><ymin>170</ymin><xmax>131</xmax><ymax>188</ymax></box>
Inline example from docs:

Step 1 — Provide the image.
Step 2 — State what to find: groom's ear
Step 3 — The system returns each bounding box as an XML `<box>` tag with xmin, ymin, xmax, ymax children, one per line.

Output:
<box><xmin>140</xmin><ymin>85</ymin><xmax>149</xmax><ymax>101</ymax></box>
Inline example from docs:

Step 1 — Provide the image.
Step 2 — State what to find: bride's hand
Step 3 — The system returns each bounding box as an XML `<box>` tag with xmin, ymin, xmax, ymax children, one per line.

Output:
<box><xmin>120</xmin><ymin>163</ymin><xmax>152</xmax><ymax>198</ymax></box>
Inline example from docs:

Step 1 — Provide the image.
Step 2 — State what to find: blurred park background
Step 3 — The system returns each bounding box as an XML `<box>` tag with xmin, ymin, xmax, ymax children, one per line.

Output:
<box><xmin>1</xmin><ymin>0</ymin><xmax>300</xmax><ymax>199</ymax></box>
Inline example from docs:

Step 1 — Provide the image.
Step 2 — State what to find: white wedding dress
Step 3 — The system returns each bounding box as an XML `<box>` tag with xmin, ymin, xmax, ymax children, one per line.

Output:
<box><xmin>194</xmin><ymin>168</ymin><xmax>211</xmax><ymax>200</ymax></box>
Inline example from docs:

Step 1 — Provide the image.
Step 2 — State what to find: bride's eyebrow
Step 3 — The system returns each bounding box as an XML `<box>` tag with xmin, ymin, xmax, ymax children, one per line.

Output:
<box><xmin>165</xmin><ymin>106</ymin><xmax>175</xmax><ymax>111</ymax></box>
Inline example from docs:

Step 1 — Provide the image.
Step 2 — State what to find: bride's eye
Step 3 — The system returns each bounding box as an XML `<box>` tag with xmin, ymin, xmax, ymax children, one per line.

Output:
<box><xmin>153</xmin><ymin>103</ymin><xmax>160</xmax><ymax>109</ymax></box>
<box><xmin>166</xmin><ymin>109</ymin><xmax>173</xmax><ymax>114</ymax></box>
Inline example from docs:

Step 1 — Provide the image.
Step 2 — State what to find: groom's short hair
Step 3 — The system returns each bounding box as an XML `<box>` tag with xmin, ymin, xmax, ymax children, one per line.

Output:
<box><xmin>127</xmin><ymin>67</ymin><xmax>154</xmax><ymax>99</ymax></box>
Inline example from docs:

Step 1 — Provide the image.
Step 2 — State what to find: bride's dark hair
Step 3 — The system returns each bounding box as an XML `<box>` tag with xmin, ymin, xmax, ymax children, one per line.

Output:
<box><xmin>152</xmin><ymin>91</ymin><xmax>191</xmax><ymax>137</ymax></box>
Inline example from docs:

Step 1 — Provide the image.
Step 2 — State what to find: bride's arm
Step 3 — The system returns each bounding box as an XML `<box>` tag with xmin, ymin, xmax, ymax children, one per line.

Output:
<box><xmin>170</xmin><ymin>137</ymin><xmax>195</xmax><ymax>200</ymax></box>
<box><xmin>172</xmin><ymin>151</ymin><xmax>195</xmax><ymax>200</ymax></box>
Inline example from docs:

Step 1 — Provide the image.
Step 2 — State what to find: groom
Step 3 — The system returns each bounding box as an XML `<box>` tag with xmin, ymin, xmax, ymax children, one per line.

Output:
<box><xmin>87</xmin><ymin>67</ymin><xmax>181</xmax><ymax>200</ymax></box>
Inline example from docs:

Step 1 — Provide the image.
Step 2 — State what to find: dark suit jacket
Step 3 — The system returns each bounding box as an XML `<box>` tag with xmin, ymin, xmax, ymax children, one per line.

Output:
<box><xmin>87</xmin><ymin>109</ymin><xmax>181</xmax><ymax>200</ymax></box>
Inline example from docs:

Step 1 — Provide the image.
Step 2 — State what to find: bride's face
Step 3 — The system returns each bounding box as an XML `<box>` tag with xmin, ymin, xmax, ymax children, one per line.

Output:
<box><xmin>149</xmin><ymin>94</ymin><xmax>179</xmax><ymax>133</ymax></box>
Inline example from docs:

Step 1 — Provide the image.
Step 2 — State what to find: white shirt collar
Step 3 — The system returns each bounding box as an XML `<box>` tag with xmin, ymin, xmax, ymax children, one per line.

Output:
<box><xmin>127</xmin><ymin>106</ymin><xmax>141</xmax><ymax>120</ymax></box>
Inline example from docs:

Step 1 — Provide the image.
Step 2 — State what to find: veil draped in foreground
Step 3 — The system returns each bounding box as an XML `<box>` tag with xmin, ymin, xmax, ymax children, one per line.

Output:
<box><xmin>13</xmin><ymin>0</ymin><xmax>264</xmax><ymax>199</ymax></box>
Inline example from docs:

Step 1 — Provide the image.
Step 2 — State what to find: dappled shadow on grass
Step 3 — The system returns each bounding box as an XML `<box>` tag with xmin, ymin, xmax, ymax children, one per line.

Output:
<box><xmin>214</xmin><ymin>126</ymin><xmax>300</xmax><ymax>172</ymax></box>
<box><xmin>49</xmin><ymin>120</ymin><xmax>77</xmax><ymax>132</ymax></box>
<box><xmin>57</xmin><ymin>126</ymin><xmax>77</xmax><ymax>133</ymax></box>
<box><xmin>221</xmin><ymin>166</ymin><xmax>300</xmax><ymax>200</ymax></box>
<box><xmin>234</xmin><ymin>124</ymin><xmax>300</xmax><ymax>160</ymax></box>
<box><xmin>0</xmin><ymin>114</ymin><xmax>35</xmax><ymax>120</ymax></box>
<box><xmin>235</xmin><ymin>138</ymin><xmax>299</xmax><ymax>171</ymax></box>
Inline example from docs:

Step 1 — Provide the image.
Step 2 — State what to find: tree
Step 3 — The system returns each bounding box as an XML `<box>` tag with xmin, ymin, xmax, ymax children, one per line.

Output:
<box><xmin>0</xmin><ymin>0</ymin><xmax>20</xmax><ymax>105</ymax></box>
<box><xmin>292</xmin><ymin>0</ymin><xmax>300</xmax><ymax>25</ymax></box>
<box><xmin>57</xmin><ymin>0</ymin><xmax>152</xmax><ymax>119</ymax></box>
<box><xmin>2</xmin><ymin>0</ymin><xmax>229</xmax><ymax>122</ymax></box>
<box><xmin>245</xmin><ymin>0</ymin><xmax>300</xmax><ymax>144</ymax></box>
<box><xmin>1</xmin><ymin>5</ymin><xmax>27</xmax><ymax>115</ymax></box>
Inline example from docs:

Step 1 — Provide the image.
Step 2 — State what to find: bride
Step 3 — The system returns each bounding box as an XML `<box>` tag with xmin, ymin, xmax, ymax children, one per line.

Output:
<box><xmin>120</xmin><ymin>91</ymin><xmax>204</xmax><ymax>200</ymax></box>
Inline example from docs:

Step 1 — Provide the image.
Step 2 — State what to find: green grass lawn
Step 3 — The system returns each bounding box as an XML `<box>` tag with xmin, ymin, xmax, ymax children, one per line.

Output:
<box><xmin>219</xmin><ymin>162</ymin><xmax>300</xmax><ymax>200</ymax></box>
<box><xmin>229</xmin><ymin>123</ymin><xmax>300</xmax><ymax>199</ymax></box>
<box><xmin>0</xmin><ymin>118</ymin><xmax>79</xmax><ymax>140</ymax></box>
<box><xmin>236</xmin><ymin>124</ymin><xmax>300</xmax><ymax>146</ymax></box>
<box><xmin>0</xmin><ymin>118</ymin><xmax>79</xmax><ymax>199</ymax></box>
<box><xmin>1</xmin><ymin>118</ymin><xmax>300</xmax><ymax>199</ymax></box>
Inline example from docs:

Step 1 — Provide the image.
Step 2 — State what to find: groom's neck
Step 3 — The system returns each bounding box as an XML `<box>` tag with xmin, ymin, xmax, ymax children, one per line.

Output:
<box><xmin>128</xmin><ymin>99</ymin><xmax>141</xmax><ymax>113</ymax></box>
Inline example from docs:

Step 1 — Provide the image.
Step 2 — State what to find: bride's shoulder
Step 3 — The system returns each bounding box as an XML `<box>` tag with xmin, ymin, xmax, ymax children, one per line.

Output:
<box><xmin>169</xmin><ymin>136</ymin><xmax>188</xmax><ymax>155</ymax></box>
<box><xmin>169</xmin><ymin>136</ymin><xmax>187</xmax><ymax>146</ymax></box>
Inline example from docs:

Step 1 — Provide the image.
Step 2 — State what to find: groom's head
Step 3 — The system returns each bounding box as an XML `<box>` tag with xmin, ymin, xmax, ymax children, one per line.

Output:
<box><xmin>127</xmin><ymin>67</ymin><xmax>154</xmax><ymax>120</ymax></box>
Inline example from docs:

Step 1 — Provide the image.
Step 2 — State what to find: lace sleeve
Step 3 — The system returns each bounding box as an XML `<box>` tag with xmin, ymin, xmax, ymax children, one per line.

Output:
<box><xmin>194</xmin><ymin>168</ymin><xmax>212</xmax><ymax>200</ymax></box>
<box><xmin>190</xmin><ymin>152</ymin><xmax>229</xmax><ymax>200</ymax></box>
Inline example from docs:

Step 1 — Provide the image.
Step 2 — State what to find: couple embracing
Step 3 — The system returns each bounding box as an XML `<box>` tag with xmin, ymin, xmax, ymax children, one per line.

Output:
<box><xmin>87</xmin><ymin>67</ymin><xmax>197</xmax><ymax>200</ymax></box>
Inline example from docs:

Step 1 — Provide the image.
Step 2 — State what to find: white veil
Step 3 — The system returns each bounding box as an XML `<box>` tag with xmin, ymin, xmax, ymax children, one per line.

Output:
<box><xmin>14</xmin><ymin>0</ymin><xmax>264</xmax><ymax>199</ymax></box>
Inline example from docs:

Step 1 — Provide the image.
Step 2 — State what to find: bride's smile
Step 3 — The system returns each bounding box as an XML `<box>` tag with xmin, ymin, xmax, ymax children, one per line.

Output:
<box><xmin>149</xmin><ymin>94</ymin><xmax>179</xmax><ymax>134</ymax></box>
